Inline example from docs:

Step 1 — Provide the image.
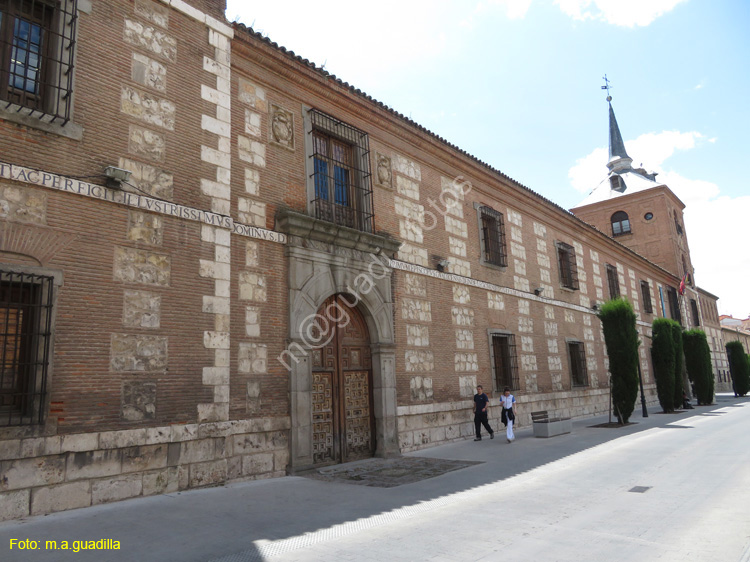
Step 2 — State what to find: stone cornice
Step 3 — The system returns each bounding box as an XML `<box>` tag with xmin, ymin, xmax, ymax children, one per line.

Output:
<box><xmin>275</xmin><ymin>208</ymin><xmax>401</xmax><ymax>257</ymax></box>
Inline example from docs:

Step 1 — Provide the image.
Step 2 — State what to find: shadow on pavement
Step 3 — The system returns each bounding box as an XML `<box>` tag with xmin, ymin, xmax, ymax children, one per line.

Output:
<box><xmin>0</xmin><ymin>395</ymin><xmax>746</xmax><ymax>562</ymax></box>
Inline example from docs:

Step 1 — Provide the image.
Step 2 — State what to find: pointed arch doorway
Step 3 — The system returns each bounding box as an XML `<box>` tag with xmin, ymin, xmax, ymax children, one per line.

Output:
<box><xmin>311</xmin><ymin>294</ymin><xmax>375</xmax><ymax>466</ymax></box>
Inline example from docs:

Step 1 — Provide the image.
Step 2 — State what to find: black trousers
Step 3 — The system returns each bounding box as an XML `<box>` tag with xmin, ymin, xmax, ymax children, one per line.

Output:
<box><xmin>474</xmin><ymin>411</ymin><xmax>493</xmax><ymax>438</ymax></box>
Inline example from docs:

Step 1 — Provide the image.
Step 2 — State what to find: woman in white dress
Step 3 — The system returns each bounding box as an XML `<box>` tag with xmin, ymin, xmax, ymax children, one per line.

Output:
<box><xmin>500</xmin><ymin>387</ymin><xmax>516</xmax><ymax>443</ymax></box>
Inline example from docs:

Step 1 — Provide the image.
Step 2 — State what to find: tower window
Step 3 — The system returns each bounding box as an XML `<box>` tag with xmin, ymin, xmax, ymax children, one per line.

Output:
<box><xmin>609</xmin><ymin>175</ymin><xmax>625</xmax><ymax>192</ymax></box>
<box><xmin>644</xmin><ymin>212</ymin><xmax>653</xmax><ymax>221</ymax></box>
<box><xmin>611</xmin><ymin>211</ymin><xmax>631</xmax><ymax>236</ymax></box>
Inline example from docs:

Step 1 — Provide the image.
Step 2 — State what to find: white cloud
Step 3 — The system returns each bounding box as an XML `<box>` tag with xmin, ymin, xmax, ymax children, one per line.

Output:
<box><xmin>554</xmin><ymin>0</ymin><xmax>687</xmax><ymax>27</ymax></box>
<box><xmin>569</xmin><ymin>147</ymin><xmax>608</xmax><ymax>193</ymax></box>
<box><xmin>226</xmin><ymin>0</ymin><xmax>458</xmax><ymax>88</ymax></box>
<box><xmin>462</xmin><ymin>0</ymin><xmax>533</xmax><ymax>28</ymax></box>
<box><xmin>482</xmin><ymin>0</ymin><xmax>534</xmax><ymax>20</ymax></box>
<box><xmin>568</xmin><ymin>130</ymin><xmax>703</xmax><ymax>193</ymax></box>
<box><xmin>568</xmin><ymin>130</ymin><xmax>750</xmax><ymax>317</ymax></box>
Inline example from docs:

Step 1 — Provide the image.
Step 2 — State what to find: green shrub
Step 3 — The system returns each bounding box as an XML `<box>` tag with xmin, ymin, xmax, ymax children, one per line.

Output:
<box><xmin>671</xmin><ymin>322</ymin><xmax>685</xmax><ymax>410</ymax></box>
<box><xmin>651</xmin><ymin>318</ymin><xmax>676</xmax><ymax>413</ymax></box>
<box><xmin>726</xmin><ymin>341</ymin><xmax>750</xmax><ymax>397</ymax></box>
<box><xmin>599</xmin><ymin>299</ymin><xmax>639</xmax><ymax>423</ymax></box>
<box><xmin>683</xmin><ymin>329</ymin><xmax>714</xmax><ymax>405</ymax></box>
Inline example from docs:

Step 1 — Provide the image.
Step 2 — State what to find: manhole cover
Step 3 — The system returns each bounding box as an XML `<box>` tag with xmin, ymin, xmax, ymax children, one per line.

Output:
<box><xmin>629</xmin><ymin>486</ymin><xmax>651</xmax><ymax>493</ymax></box>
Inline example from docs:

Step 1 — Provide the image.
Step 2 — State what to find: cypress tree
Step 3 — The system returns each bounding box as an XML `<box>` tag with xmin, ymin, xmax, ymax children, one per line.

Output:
<box><xmin>671</xmin><ymin>322</ymin><xmax>685</xmax><ymax>410</ymax></box>
<box><xmin>683</xmin><ymin>329</ymin><xmax>714</xmax><ymax>405</ymax></box>
<box><xmin>599</xmin><ymin>299</ymin><xmax>640</xmax><ymax>424</ymax></box>
<box><xmin>726</xmin><ymin>341</ymin><xmax>750</xmax><ymax>397</ymax></box>
<box><xmin>651</xmin><ymin>318</ymin><xmax>675</xmax><ymax>413</ymax></box>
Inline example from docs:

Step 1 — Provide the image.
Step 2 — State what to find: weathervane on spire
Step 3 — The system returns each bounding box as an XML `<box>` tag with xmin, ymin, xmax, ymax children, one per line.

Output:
<box><xmin>602</xmin><ymin>74</ymin><xmax>613</xmax><ymax>102</ymax></box>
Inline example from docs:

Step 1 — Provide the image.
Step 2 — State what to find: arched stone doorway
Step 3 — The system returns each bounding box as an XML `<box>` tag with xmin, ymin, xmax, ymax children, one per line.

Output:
<box><xmin>311</xmin><ymin>294</ymin><xmax>374</xmax><ymax>465</ymax></box>
<box><xmin>278</xmin><ymin>208</ymin><xmax>402</xmax><ymax>473</ymax></box>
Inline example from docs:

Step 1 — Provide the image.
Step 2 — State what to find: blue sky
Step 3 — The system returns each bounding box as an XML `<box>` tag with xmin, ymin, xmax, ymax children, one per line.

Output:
<box><xmin>226</xmin><ymin>0</ymin><xmax>749</xmax><ymax>318</ymax></box>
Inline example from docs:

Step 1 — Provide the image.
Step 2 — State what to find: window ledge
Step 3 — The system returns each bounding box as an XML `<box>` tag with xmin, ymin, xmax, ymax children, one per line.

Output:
<box><xmin>1</xmin><ymin>106</ymin><xmax>83</xmax><ymax>140</ymax></box>
<box><xmin>479</xmin><ymin>259</ymin><xmax>508</xmax><ymax>273</ymax></box>
<box><xmin>276</xmin><ymin>208</ymin><xmax>401</xmax><ymax>257</ymax></box>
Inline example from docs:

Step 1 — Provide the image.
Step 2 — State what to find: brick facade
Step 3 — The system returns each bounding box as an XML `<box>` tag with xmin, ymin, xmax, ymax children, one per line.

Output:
<box><xmin>0</xmin><ymin>0</ymin><xmax>718</xmax><ymax>519</ymax></box>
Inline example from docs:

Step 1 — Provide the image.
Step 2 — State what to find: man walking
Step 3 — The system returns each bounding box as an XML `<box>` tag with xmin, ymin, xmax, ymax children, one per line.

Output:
<box><xmin>473</xmin><ymin>385</ymin><xmax>494</xmax><ymax>441</ymax></box>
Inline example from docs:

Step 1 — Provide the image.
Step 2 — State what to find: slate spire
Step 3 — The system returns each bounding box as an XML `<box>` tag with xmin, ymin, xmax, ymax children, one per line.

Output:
<box><xmin>606</xmin><ymin>99</ymin><xmax>633</xmax><ymax>173</ymax></box>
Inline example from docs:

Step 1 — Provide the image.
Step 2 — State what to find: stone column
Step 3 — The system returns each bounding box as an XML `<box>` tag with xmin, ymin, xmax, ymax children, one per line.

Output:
<box><xmin>371</xmin><ymin>343</ymin><xmax>400</xmax><ymax>458</ymax></box>
<box><xmin>288</xmin><ymin>340</ymin><xmax>313</xmax><ymax>471</ymax></box>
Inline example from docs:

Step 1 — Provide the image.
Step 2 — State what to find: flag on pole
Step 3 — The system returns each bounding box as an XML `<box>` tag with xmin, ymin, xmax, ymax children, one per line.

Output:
<box><xmin>679</xmin><ymin>275</ymin><xmax>686</xmax><ymax>295</ymax></box>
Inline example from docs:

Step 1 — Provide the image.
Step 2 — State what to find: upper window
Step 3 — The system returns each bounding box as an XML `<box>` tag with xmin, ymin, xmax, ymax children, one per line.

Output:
<box><xmin>0</xmin><ymin>0</ymin><xmax>78</xmax><ymax>124</ymax></box>
<box><xmin>644</xmin><ymin>212</ymin><xmax>653</xmax><ymax>221</ymax></box>
<box><xmin>306</xmin><ymin>109</ymin><xmax>374</xmax><ymax>233</ymax></box>
<box><xmin>640</xmin><ymin>280</ymin><xmax>653</xmax><ymax>314</ymax></box>
<box><xmin>556</xmin><ymin>242</ymin><xmax>579</xmax><ymax>290</ymax></box>
<box><xmin>479</xmin><ymin>206</ymin><xmax>507</xmax><ymax>267</ymax></box>
<box><xmin>606</xmin><ymin>263</ymin><xmax>620</xmax><ymax>299</ymax></box>
<box><xmin>567</xmin><ymin>341</ymin><xmax>589</xmax><ymax>387</ymax></box>
<box><xmin>611</xmin><ymin>211</ymin><xmax>631</xmax><ymax>236</ymax></box>
<box><xmin>490</xmin><ymin>332</ymin><xmax>519</xmax><ymax>392</ymax></box>
<box><xmin>690</xmin><ymin>299</ymin><xmax>700</xmax><ymax>327</ymax></box>
<box><xmin>1</xmin><ymin>270</ymin><xmax>54</xmax><ymax>426</ymax></box>
<box><xmin>667</xmin><ymin>286</ymin><xmax>681</xmax><ymax>325</ymax></box>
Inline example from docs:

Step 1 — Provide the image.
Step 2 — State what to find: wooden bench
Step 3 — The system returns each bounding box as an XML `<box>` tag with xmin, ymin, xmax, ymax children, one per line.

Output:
<box><xmin>531</xmin><ymin>410</ymin><xmax>572</xmax><ymax>438</ymax></box>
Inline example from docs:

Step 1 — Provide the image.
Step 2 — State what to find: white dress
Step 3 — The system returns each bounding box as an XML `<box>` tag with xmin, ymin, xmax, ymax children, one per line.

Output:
<box><xmin>500</xmin><ymin>394</ymin><xmax>516</xmax><ymax>441</ymax></box>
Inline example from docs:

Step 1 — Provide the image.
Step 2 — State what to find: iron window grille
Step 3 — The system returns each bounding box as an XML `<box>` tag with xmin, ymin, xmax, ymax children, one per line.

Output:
<box><xmin>690</xmin><ymin>299</ymin><xmax>700</xmax><ymax>327</ymax></box>
<box><xmin>307</xmin><ymin>109</ymin><xmax>374</xmax><ymax>233</ymax></box>
<box><xmin>606</xmin><ymin>264</ymin><xmax>620</xmax><ymax>299</ymax></box>
<box><xmin>641</xmin><ymin>280</ymin><xmax>653</xmax><ymax>314</ymax></box>
<box><xmin>611</xmin><ymin>210</ymin><xmax>631</xmax><ymax>236</ymax></box>
<box><xmin>667</xmin><ymin>286</ymin><xmax>681</xmax><ymax>325</ymax></box>
<box><xmin>567</xmin><ymin>341</ymin><xmax>588</xmax><ymax>387</ymax></box>
<box><xmin>479</xmin><ymin>206</ymin><xmax>507</xmax><ymax>267</ymax></box>
<box><xmin>0</xmin><ymin>0</ymin><xmax>78</xmax><ymax>124</ymax></box>
<box><xmin>0</xmin><ymin>270</ymin><xmax>53</xmax><ymax>426</ymax></box>
<box><xmin>491</xmin><ymin>333</ymin><xmax>519</xmax><ymax>391</ymax></box>
<box><xmin>556</xmin><ymin>242</ymin><xmax>579</xmax><ymax>290</ymax></box>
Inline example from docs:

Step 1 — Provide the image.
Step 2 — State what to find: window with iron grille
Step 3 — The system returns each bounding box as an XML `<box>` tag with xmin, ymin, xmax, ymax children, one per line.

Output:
<box><xmin>490</xmin><ymin>332</ymin><xmax>519</xmax><ymax>392</ymax></box>
<box><xmin>0</xmin><ymin>0</ymin><xmax>78</xmax><ymax>124</ymax></box>
<box><xmin>610</xmin><ymin>210</ymin><xmax>631</xmax><ymax>236</ymax></box>
<box><xmin>306</xmin><ymin>109</ymin><xmax>374</xmax><ymax>233</ymax></box>
<box><xmin>667</xmin><ymin>286</ymin><xmax>681</xmax><ymax>324</ymax></box>
<box><xmin>606</xmin><ymin>264</ymin><xmax>620</xmax><ymax>299</ymax></box>
<box><xmin>673</xmin><ymin>211</ymin><xmax>683</xmax><ymax>236</ymax></box>
<box><xmin>567</xmin><ymin>341</ymin><xmax>588</xmax><ymax>387</ymax></box>
<box><xmin>641</xmin><ymin>280</ymin><xmax>653</xmax><ymax>314</ymax></box>
<box><xmin>479</xmin><ymin>206</ymin><xmax>507</xmax><ymax>267</ymax></box>
<box><xmin>1</xmin><ymin>270</ymin><xmax>54</xmax><ymax>426</ymax></box>
<box><xmin>556</xmin><ymin>242</ymin><xmax>579</xmax><ymax>290</ymax></box>
<box><xmin>690</xmin><ymin>299</ymin><xmax>700</xmax><ymax>327</ymax></box>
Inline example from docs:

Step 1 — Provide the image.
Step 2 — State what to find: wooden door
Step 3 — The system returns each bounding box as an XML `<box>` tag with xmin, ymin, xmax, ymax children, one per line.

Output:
<box><xmin>311</xmin><ymin>295</ymin><xmax>374</xmax><ymax>465</ymax></box>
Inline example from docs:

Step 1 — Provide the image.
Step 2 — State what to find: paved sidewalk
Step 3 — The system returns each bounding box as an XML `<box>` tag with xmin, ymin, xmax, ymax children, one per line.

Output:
<box><xmin>1</xmin><ymin>395</ymin><xmax>746</xmax><ymax>562</ymax></box>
